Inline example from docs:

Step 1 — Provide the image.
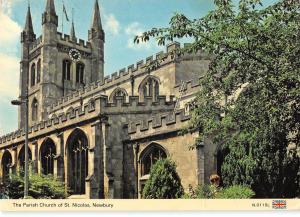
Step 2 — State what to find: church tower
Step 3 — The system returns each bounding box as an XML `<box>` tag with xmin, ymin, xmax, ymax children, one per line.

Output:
<box><xmin>18</xmin><ymin>0</ymin><xmax>105</xmax><ymax>127</ymax></box>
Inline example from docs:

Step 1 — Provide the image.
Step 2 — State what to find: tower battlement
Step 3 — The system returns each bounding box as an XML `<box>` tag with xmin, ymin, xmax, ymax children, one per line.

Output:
<box><xmin>29</xmin><ymin>36</ymin><xmax>43</xmax><ymax>52</ymax></box>
<box><xmin>127</xmin><ymin>109</ymin><xmax>191</xmax><ymax>137</ymax></box>
<box><xmin>57</xmin><ymin>32</ymin><xmax>92</xmax><ymax>49</ymax></box>
<box><xmin>0</xmin><ymin>94</ymin><xmax>176</xmax><ymax>146</ymax></box>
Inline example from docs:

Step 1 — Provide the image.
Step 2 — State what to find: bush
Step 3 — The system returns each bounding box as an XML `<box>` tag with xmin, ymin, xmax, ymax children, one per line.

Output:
<box><xmin>216</xmin><ymin>185</ymin><xmax>255</xmax><ymax>199</ymax></box>
<box><xmin>142</xmin><ymin>158</ymin><xmax>184</xmax><ymax>199</ymax></box>
<box><xmin>183</xmin><ymin>184</ymin><xmax>254</xmax><ymax>199</ymax></box>
<box><xmin>194</xmin><ymin>184</ymin><xmax>218</xmax><ymax>199</ymax></box>
<box><xmin>5</xmin><ymin>173</ymin><xmax>66</xmax><ymax>199</ymax></box>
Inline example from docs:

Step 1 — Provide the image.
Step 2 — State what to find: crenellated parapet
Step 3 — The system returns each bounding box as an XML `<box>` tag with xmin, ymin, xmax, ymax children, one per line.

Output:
<box><xmin>99</xmin><ymin>95</ymin><xmax>175</xmax><ymax>115</ymax></box>
<box><xmin>0</xmin><ymin>95</ymin><xmax>99</xmax><ymax>146</ymax></box>
<box><xmin>0</xmin><ymin>95</ymin><xmax>176</xmax><ymax>146</ymax></box>
<box><xmin>47</xmin><ymin>83</ymin><xmax>101</xmax><ymax>114</ymax></box>
<box><xmin>127</xmin><ymin>109</ymin><xmax>191</xmax><ymax>138</ymax></box>
<box><xmin>100</xmin><ymin>42</ymin><xmax>180</xmax><ymax>84</ymax></box>
<box><xmin>29</xmin><ymin>36</ymin><xmax>43</xmax><ymax>52</ymax></box>
<box><xmin>49</xmin><ymin>94</ymin><xmax>175</xmax><ymax>115</ymax></box>
<box><xmin>57</xmin><ymin>32</ymin><xmax>92</xmax><ymax>48</ymax></box>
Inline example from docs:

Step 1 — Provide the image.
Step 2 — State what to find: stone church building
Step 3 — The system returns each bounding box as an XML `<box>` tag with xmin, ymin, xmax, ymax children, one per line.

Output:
<box><xmin>0</xmin><ymin>0</ymin><xmax>220</xmax><ymax>198</ymax></box>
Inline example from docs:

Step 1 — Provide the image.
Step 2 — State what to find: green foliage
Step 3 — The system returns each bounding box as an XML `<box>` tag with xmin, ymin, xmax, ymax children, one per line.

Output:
<box><xmin>194</xmin><ymin>184</ymin><xmax>218</xmax><ymax>199</ymax></box>
<box><xmin>216</xmin><ymin>185</ymin><xmax>255</xmax><ymax>199</ymax></box>
<box><xmin>184</xmin><ymin>184</ymin><xmax>254</xmax><ymax>199</ymax></box>
<box><xmin>142</xmin><ymin>158</ymin><xmax>184</xmax><ymax>199</ymax></box>
<box><xmin>136</xmin><ymin>0</ymin><xmax>300</xmax><ymax>198</ymax></box>
<box><xmin>5</xmin><ymin>174</ymin><xmax>24</xmax><ymax>199</ymax></box>
<box><xmin>5</xmin><ymin>173</ymin><xmax>66</xmax><ymax>199</ymax></box>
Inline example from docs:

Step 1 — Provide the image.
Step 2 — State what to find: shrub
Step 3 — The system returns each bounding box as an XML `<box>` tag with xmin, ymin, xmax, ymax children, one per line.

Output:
<box><xmin>142</xmin><ymin>158</ymin><xmax>184</xmax><ymax>199</ymax></box>
<box><xmin>183</xmin><ymin>184</ymin><xmax>255</xmax><ymax>199</ymax></box>
<box><xmin>194</xmin><ymin>184</ymin><xmax>218</xmax><ymax>199</ymax></box>
<box><xmin>5</xmin><ymin>173</ymin><xmax>66</xmax><ymax>199</ymax></box>
<box><xmin>216</xmin><ymin>185</ymin><xmax>255</xmax><ymax>199</ymax></box>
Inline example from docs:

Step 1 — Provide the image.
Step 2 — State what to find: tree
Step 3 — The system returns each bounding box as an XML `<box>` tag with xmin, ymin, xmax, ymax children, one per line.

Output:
<box><xmin>4</xmin><ymin>173</ymin><xmax>66</xmax><ymax>199</ymax></box>
<box><xmin>136</xmin><ymin>0</ymin><xmax>300</xmax><ymax>198</ymax></box>
<box><xmin>142</xmin><ymin>158</ymin><xmax>184</xmax><ymax>199</ymax></box>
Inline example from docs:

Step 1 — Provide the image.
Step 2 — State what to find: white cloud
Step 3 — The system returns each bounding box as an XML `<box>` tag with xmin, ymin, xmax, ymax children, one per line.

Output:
<box><xmin>125</xmin><ymin>22</ymin><xmax>142</xmax><ymax>35</ymax></box>
<box><xmin>0</xmin><ymin>0</ymin><xmax>13</xmax><ymax>15</ymax></box>
<box><xmin>0</xmin><ymin>5</ymin><xmax>21</xmax><ymax>100</ymax></box>
<box><xmin>0</xmin><ymin>13</ymin><xmax>22</xmax><ymax>54</ymax></box>
<box><xmin>125</xmin><ymin>22</ymin><xmax>155</xmax><ymax>50</ymax></box>
<box><xmin>0</xmin><ymin>53</ymin><xmax>19</xmax><ymax>100</ymax></box>
<box><xmin>0</xmin><ymin>0</ymin><xmax>22</xmax><ymax>134</ymax></box>
<box><xmin>104</xmin><ymin>14</ymin><xmax>120</xmax><ymax>36</ymax></box>
<box><xmin>0</xmin><ymin>0</ymin><xmax>22</xmax><ymax>16</ymax></box>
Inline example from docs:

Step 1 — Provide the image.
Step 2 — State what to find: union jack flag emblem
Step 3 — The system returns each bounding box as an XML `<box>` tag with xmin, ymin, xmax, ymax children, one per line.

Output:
<box><xmin>272</xmin><ymin>200</ymin><xmax>287</xmax><ymax>209</ymax></box>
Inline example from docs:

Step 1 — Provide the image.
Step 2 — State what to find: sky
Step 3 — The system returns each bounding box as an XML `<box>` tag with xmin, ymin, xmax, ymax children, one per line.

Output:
<box><xmin>0</xmin><ymin>0</ymin><xmax>278</xmax><ymax>135</ymax></box>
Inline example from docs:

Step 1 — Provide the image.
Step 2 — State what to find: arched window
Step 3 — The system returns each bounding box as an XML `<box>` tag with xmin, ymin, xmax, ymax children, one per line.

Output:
<box><xmin>139</xmin><ymin>76</ymin><xmax>160</xmax><ymax>101</ymax></box>
<box><xmin>140</xmin><ymin>143</ymin><xmax>167</xmax><ymax>176</ymax></box>
<box><xmin>18</xmin><ymin>145</ymin><xmax>32</xmax><ymax>174</ymax></box>
<box><xmin>40</xmin><ymin>138</ymin><xmax>56</xmax><ymax>175</ymax></box>
<box><xmin>184</xmin><ymin>103</ymin><xmax>190</xmax><ymax>115</ymax></box>
<box><xmin>76</xmin><ymin>63</ymin><xmax>85</xmax><ymax>84</ymax></box>
<box><xmin>32</xmin><ymin>98</ymin><xmax>38</xmax><ymax>122</ymax></box>
<box><xmin>109</xmin><ymin>88</ymin><xmax>128</xmax><ymax>102</ymax></box>
<box><xmin>1</xmin><ymin>150</ymin><xmax>12</xmax><ymax>181</ymax></box>
<box><xmin>63</xmin><ymin>60</ymin><xmax>71</xmax><ymax>81</ymax></box>
<box><xmin>66</xmin><ymin>128</ymin><xmax>89</xmax><ymax>195</ymax></box>
<box><xmin>36</xmin><ymin>59</ymin><xmax>41</xmax><ymax>83</ymax></box>
<box><xmin>31</xmin><ymin>63</ymin><xmax>36</xmax><ymax>86</ymax></box>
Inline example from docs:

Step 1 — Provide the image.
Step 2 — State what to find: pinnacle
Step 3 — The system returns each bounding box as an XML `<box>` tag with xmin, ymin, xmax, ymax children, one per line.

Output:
<box><xmin>70</xmin><ymin>22</ymin><xmax>76</xmax><ymax>41</ymax></box>
<box><xmin>24</xmin><ymin>6</ymin><xmax>34</xmax><ymax>34</ymax></box>
<box><xmin>91</xmin><ymin>0</ymin><xmax>102</xmax><ymax>31</ymax></box>
<box><xmin>45</xmin><ymin>0</ymin><xmax>56</xmax><ymax>15</ymax></box>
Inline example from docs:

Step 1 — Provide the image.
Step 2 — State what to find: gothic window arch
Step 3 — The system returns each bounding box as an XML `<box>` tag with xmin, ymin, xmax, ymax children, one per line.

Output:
<box><xmin>76</xmin><ymin>62</ymin><xmax>85</xmax><ymax>85</ymax></box>
<box><xmin>63</xmin><ymin>59</ymin><xmax>71</xmax><ymax>81</ymax></box>
<box><xmin>139</xmin><ymin>143</ymin><xmax>167</xmax><ymax>176</ymax></box>
<box><xmin>1</xmin><ymin>150</ymin><xmax>12</xmax><ymax>181</ymax></box>
<box><xmin>66</xmin><ymin>128</ymin><xmax>89</xmax><ymax>195</ymax></box>
<box><xmin>138</xmin><ymin>76</ymin><xmax>160</xmax><ymax>102</ymax></box>
<box><xmin>18</xmin><ymin>145</ymin><xmax>32</xmax><ymax>174</ymax></box>
<box><xmin>66</xmin><ymin>107</ymin><xmax>75</xmax><ymax>118</ymax></box>
<box><xmin>36</xmin><ymin>59</ymin><xmax>41</xmax><ymax>84</ymax></box>
<box><xmin>40</xmin><ymin>138</ymin><xmax>56</xmax><ymax>175</ymax></box>
<box><xmin>184</xmin><ymin>103</ymin><xmax>190</xmax><ymax>115</ymax></box>
<box><xmin>109</xmin><ymin>87</ymin><xmax>128</xmax><ymax>102</ymax></box>
<box><xmin>31</xmin><ymin>98</ymin><xmax>38</xmax><ymax>122</ymax></box>
<box><xmin>31</xmin><ymin>63</ymin><xmax>36</xmax><ymax>86</ymax></box>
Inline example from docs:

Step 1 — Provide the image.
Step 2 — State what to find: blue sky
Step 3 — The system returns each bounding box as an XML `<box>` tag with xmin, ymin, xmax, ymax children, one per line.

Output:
<box><xmin>0</xmin><ymin>0</ymin><xmax>277</xmax><ymax>135</ymax></box>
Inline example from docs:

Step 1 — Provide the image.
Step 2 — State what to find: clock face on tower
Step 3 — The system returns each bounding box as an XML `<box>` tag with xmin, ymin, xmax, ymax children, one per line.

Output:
<box><xmin>69</xmin><ymin>49</ymin><xmax>81</xmax><ymax>62</ymax></box>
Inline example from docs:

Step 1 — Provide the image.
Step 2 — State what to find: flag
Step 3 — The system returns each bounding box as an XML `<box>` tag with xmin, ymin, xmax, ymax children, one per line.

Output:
<box><xmin>272</xmin><ymin>200</ymin><xmax>287</xmax><ymax>209</ymax></box>
<box><xmin>63</xmin><ymin>4</ymin><xmax>69</xmax><ymax>22</ymax></box>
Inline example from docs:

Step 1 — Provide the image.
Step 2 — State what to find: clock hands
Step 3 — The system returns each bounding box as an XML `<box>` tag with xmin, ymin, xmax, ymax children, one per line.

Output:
<box><xmin>69</xmin><ymin>49</ymin><xmax>81</xmax><ymax>62</ymax></box>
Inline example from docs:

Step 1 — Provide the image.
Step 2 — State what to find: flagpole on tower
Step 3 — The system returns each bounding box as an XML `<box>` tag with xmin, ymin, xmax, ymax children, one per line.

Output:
<box><xmin>62</xmin><ymin>0</ymin><xmax>70</xmax><ymax>35</ymax></box>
